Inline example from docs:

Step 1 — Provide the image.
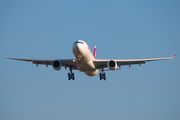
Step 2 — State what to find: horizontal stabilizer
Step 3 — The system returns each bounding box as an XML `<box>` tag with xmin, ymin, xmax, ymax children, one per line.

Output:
<box><xmin>173</xmin><ymin>53</ymin><xmax>177</xmax><ymax>58</ymax></box>
<box><xmin>4</xmin><ymin>54</ymin><xmax>7</xmax><ymax>58</ymax></box>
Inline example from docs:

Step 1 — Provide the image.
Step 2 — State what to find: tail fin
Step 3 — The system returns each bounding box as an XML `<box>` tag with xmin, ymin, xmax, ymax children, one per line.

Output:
<box><xmin>93</xmin><ymin>46</ymin><xmax>96</xmax><ymax>59</ymax></box>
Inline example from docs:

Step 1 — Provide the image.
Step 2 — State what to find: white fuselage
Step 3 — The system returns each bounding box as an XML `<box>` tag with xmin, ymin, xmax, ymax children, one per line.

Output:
<box><xmin>72</xmin><ymin>40</ymin><xmax>98</xmax><ymax>76</ymax></box>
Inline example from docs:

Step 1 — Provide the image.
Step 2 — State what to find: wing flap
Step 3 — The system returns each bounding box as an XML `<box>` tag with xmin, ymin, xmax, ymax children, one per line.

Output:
<box><xmin>119</xmin><ymin>61</ymin><xmax>145</xmax><ymax>65</ymax></box>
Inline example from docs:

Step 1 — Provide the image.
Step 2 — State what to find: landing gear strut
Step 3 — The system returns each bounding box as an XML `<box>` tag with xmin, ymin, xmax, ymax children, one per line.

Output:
<box><xmin>68</xmin><ymin>66</ymin><xmax>75</xmax><ymax>80</ymax></box>
<box><xmin>77</xmin><ymin>55</ymin><xmax>82</xmax><ymax>63</ymax></box>
<box><xmin>99</xmin><ymin>68</ymin><xmax>106</xmax><ymax>80</ymax></box>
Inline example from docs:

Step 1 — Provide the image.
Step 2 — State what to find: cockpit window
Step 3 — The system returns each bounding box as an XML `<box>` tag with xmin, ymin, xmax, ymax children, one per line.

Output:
<box><xmin>76</xmin><ymin>41</ymin><xmax>84</xmax><ymax>44</ymax></box>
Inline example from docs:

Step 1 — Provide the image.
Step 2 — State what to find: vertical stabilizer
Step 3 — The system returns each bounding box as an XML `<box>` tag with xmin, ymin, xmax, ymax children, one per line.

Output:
<box><xmin>93</xmin><ymin>46</ymin><xmax>96</xmax><ymax>59</ymax></box>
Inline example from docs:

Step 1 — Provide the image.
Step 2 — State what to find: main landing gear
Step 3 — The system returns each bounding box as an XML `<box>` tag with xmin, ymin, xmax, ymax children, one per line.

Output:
<box><xmin>99</xmin><ymin>68</ymin><xmax>106</xmax><ymax>80</ymax></box>
<box><xmin>68</xmin><ymin>66</ymin><xmax>75</xmax><ymax>80</ymax></box>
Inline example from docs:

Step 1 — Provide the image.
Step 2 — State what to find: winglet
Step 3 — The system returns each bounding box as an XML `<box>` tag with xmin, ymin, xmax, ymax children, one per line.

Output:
<box><xmin>173</xmin><ymin>53</ymin><xmax>177</xmax><ymax>58</ymax></box>
<box><xmin>4</xmin><ymin>54</ymin><xmax>7</xmax><ymax>58</ymax></box>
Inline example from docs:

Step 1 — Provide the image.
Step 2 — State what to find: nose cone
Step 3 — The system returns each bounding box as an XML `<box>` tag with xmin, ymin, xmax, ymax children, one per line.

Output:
<box><xmin>72</xmin><ymin>41</ymin><xmax>81</xmax><ymax>55</ymax></box>
<box><xmin>72</xmin><ymin>40</ymin><xmax>86</xmax><ymax>55</ymax></box>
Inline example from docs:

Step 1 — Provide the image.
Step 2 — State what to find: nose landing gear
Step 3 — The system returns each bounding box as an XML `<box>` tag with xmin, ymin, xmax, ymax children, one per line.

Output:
<box><xmin>77</xmin><ymin>55</ymin><xmax>82</xmax><ymax>63</ymax></box>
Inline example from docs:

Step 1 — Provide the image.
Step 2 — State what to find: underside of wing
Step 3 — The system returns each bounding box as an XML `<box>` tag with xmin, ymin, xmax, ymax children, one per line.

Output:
<box><xmin>4</xmin><ymin>55</ymin><xmax>78</xmax><ymax>70</ymax></box>
<box><xmin>93</xmin><ymin>54</ymin><xmax>177</xmax><ymax>69</ymax></box>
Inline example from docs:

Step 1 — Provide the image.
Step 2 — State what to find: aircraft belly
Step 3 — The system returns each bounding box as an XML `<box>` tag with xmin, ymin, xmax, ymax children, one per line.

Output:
<box><xmin>78</xmin><ymin>60</ymin><xmax>96</xmax><ymax>72</ymax></box>
<box><xmin>78</xmin><ymin>66</ymin><xmax>92</xmax><ymax>71</ymax></box>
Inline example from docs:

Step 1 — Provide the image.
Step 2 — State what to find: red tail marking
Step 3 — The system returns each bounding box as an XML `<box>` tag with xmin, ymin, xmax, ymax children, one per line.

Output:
<box><xmin>93</xmin><ymin>46</ymin><xmax>96</xmax><ymax>59</ymax></box>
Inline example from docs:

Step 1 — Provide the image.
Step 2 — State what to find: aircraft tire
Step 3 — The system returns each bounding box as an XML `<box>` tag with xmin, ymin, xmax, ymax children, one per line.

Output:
<box><xmin>68</xmin><ymin>73</ymin><xmax>71</xmax><ymax>80</ymax></box>
<box><xmin>99</xmin><ymin>73</ymin><xmax>102</xmax><ymax>80</ymax></box>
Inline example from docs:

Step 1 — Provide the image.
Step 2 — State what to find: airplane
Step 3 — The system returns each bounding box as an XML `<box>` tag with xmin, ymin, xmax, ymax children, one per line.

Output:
<box><xmin>4</xmin><ymin>40</ymin><xmax>177</xmax><ymax>80</ymax></box>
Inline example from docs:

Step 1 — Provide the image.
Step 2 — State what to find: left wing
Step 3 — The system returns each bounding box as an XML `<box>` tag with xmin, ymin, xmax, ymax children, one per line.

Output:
<box><xmin>4</xmin><ymin>54</ymin><xmax>78</xmax><ymax>69</ymax></box>
<box><xmin>93</xmin><ymin>54</ymin><xmax>177</xmax><ymax>69</ymax></box>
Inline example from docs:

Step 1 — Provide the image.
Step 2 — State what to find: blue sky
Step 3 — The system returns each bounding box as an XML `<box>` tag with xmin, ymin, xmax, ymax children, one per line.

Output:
<box><xmin>0</xmin><ymin>0</ymin><xmax>180</xmax><ymax>120</ymax></box>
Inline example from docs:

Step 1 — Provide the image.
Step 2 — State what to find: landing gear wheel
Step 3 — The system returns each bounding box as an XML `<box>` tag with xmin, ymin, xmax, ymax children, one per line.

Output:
<box><xmin>104</xmin><ymin>73</ymin><xmax>106</xmax><ymax>80</ymax></box>
<box><xmin>103</xmin><ymin>73</ymin><xmax>106</xmax><ymax>80</ymax></box>
<box><xmin>99</xmin><ymin>72</ymin><xmax>106</xmax><ymax>80</ymax></box>
<box><xmin>68</xmin><ymin>66</ymin><xmax>75</xmax><ymax>80</ymax></box>
<box><xmin>68</xmin><ymin>73</ymin><xmax>75</xmax><ymax>80</ymax></box>
<box><xmin>68</xmin><ymin>73</ymin><xmax>71</xmax><ymax>80</ymax></box>
<box><xmin>99</xmin><ymin>73</ymin><xmax>102</xmax><ymax>80</ymax></box>
<box><xmin>72</xmin><ymin>73</ymin><xmax>75</xmax><ymax>80</ymax></box>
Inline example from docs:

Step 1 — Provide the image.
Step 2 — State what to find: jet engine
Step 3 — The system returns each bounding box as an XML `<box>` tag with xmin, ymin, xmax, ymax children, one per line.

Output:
<box><xmin>107</xmin><ymin>60</ymin><xmax>117</xmax><ymax>70</ymax></box>
<box><xmin>52</xmin><ymin>60</ymin><xmax>62</xmax><ymax>70</ymax></box>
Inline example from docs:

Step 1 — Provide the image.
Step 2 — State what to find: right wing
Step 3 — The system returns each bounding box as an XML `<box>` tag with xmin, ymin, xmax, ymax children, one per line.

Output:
<box><xmin>4</xmin><ymin>54</ymin><xmax>78</xmax><ymax>70</ymax></box>
<box><xmin>93</xmin><ymin>54</ymin><xmax>177</xmax><ymax>69</ymax></box>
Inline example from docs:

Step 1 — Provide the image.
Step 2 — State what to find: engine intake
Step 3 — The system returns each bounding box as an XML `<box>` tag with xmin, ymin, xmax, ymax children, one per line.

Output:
<box><xmin>107</xmin><ymin>60</ymin><xmax>117</xmax><ymax>70</ymax></box>
<box><xmin>52</xmin><ymin>60</ymin><xmax>62</xmax><ymax>70</ymax></box>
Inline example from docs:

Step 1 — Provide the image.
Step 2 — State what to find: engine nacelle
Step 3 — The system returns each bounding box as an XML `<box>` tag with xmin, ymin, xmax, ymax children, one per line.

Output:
<box><xmin>107</xmin><ymin>60</ymin><xmax>117</xmax><ymax>70</ymax></box>
<box><xmin>52</xmin><ymin>60</ymin><xmax>62</xmax><ymax>70</ymax></box>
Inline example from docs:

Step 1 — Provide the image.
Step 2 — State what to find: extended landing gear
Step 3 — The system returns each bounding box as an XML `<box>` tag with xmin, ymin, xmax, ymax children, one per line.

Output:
<box><xmin>77</xmin><ymin>55</ymin><xmax>82</xmax><ymax>63</ymax></box>
<box><xmin>99</xmin><ymin>68</ymin><xmax>106</xmax><ymax>80</ymax></box>
<box><xmin>68</xmin><ymin>66</ymin><xmax>75</xmax><ymax>80</ymax></box>
<box><xmin>68</xmin><ymin>73</ymin><xmax>74</xmax><ymax>80</ymax></box>
<box><xmin>99</xmin><ymin>73</ymin><xmax>106</xmax><ymax>80</ymax></box>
